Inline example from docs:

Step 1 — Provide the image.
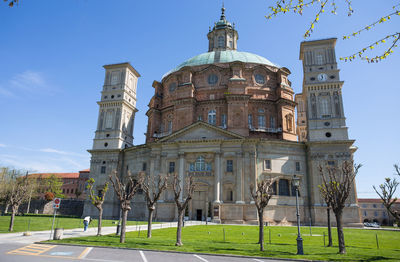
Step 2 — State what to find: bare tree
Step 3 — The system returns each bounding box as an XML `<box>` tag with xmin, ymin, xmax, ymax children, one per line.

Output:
<box><xmin>250</xmin><ymin>177</ymin><xmax>275</xmax><ymax>251</ymax></box>
<box><xmin>140</xmin><ymin>172</ymin><xmax>168</xmax><ymax>238</ymax></box>
<box><xmin>109</xmin><ymin>170</ymin><xmax>144</xmax><ymax>243</ymax></box>
<box><xmin>373</xmin><ymin>164</ymin><xmax>400</xmax><ymax>225</ymax></box>
<box><xmin>172</xmin><ymin>173</ymin><xmax>195</xmax><ymax>246</ymax></box>
<box><xmin>2</xmin><ymin>170</ymin><xmax>30</xmax><ymax>231</ymax></box>
<box><xmin>87</xmin><ymin>178</ymin><xmax>109</xmax><ymax>236</ymax></box>
<box><xmin>319</xmin><ymin>161</ymin><xmax>361</xmax><ymax>254</ymax></box>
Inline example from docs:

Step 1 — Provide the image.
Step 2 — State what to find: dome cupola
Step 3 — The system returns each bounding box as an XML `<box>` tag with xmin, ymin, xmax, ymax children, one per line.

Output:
<box><xmin>207</xmin><ymin>5</ymin><xmax>238</xmax><ymax>52</ymax></box>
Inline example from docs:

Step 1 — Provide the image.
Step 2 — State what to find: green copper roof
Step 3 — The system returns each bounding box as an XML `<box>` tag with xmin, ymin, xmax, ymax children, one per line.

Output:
<box><xmin>163</xmin><ymin>50</ymin><xmax>279</xmax><ymax>79</ymax></box>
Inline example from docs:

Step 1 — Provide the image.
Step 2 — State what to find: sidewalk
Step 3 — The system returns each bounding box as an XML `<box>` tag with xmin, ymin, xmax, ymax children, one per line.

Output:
<box><xmin>0</xmin><ymin>221</ymin><xmax>211</xmax><ymax>244</ymax></box>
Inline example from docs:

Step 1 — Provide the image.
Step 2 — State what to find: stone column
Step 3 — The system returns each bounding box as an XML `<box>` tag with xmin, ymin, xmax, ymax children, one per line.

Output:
<box><xmin>214</xmin><ymin>152</ymin><xmax>221</xmax><ymax>203</ymax></box>
<box><xmin>178</xmin><ymin>151</ymin><xmax>185</xmax><ymax>202</ymax></box>
<box><xmin>235</xmin><ymin>152</ymin><xmax>244</xmax><ymax>204</ymax></box>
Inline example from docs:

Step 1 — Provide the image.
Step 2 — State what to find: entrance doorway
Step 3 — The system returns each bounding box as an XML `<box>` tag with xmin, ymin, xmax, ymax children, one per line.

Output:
<box><xmin>196</xmin><ymin>209</ymin><xmax>202</xmax><ymax>221</ymax></box>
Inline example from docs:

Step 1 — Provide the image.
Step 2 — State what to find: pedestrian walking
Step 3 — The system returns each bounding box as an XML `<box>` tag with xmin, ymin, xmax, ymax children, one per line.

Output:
<box><xmin>83</xmin><ymin>216</ymin><xmax>91</xmax><ymax>232</ymax></box>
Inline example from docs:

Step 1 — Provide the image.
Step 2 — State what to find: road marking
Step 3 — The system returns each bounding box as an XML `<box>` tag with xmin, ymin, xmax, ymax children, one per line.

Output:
<box><xmin>79</xmin><ymin>247</ymin><xmax>93</xmax><ymax>259</ymax></box>
<box><xmin>253</xmin><ymin>259</ymin><xmax>265</xmax><ymax>262</ymax></box>
<box><xmin>139</xmin><ymin>250</ymin><xmax>148</xmax><ymax>262</ymax></box>
<box><xmin>194</xmin><ymin>254</ymin><xmax>209</xmax><ymax>262</ymax></box>
<box><xmin>7</xmin><ymin>244</ymin><xmax>56</xmax><ymax>256</ymax></box>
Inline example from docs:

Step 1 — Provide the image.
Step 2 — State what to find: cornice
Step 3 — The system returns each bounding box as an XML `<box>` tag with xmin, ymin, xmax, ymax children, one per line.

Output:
<box><xmin>97</xmin><ymin>100</ymin><xmax>137</xmax><ymax>111</ymax></box>
<box><xmin>305</xmin><ymin>139</ymin><xmax>355</xmax><ymax>147</ymax></box>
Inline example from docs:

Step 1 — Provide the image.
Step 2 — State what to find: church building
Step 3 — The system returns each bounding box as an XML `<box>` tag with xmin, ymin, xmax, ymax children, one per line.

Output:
<box><xmin>83</xmin><ymin>7</ymin><xmax>361</xmax><ymax>226</ymax></box>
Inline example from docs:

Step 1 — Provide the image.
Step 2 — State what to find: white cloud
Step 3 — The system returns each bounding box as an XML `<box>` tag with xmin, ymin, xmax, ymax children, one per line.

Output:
<box><xmin>0</xmin><ymin>153</ymin><xmax>89</xmax><ymax>173</ymax></box>
<box><xmin>40</xmin><ymin>148</ymin><xmax>88</xmax><ymax>157</ymax></box>
<box><xmin>0</xmin><ymin>70</ymin><xmax>52</xmax><ymax>97</ymax></box>
<box><xmin>10</xmin><ymin>71</ymin><xmax>45</xmax><ymax>90</ymax></box>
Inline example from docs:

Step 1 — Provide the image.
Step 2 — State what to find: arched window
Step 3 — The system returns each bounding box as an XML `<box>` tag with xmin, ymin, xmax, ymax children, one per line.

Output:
<box><xmin>221</xmin><ymin>114</ymin><xmax>226</xmax><ymax>128</ymax></box>
<box><xmin>286</xmin><ymin>114</ymin><xmax>293</xmax><ymax>131</ymax></box>
<box><xmin>258</xmin><ymin>109</ymin><xmax>265</xmax><ymax>128</ymax></box>
<box><xmin>279</xmin><ymin>179</ymin><xmax>290</xmax><ymax>196</ymax></box>
<box><xmin>316</xmin><ymin>53</ymin><xmax>324</xmax><ymax>65</ymax></box>
<box><xmin>208</xmin><ymin>110</ymin><xmax>216</xmax><ymax>125</ymax></box>
<box><xmin>110</xmin><ymin>71</ymin><xmax>119</xmax><ymax>85</ymax></box>
<box><xmin>168</xmin><ymin>120</ymin><xmax>172</xmax><ymax>132</ymax></box>
<box><xmin>320</xmin><ymin>97</ymin><xmax>330</xmax><ymax>115</ymax></box>
<box><xmin>105</xmin><ymin>110</ymin><xmax>113</xmax><ymax>129</ymax></box>
<box><xmin>218</xmin><ymin>35</ymin><xmax>225</xmax><ymax>48</ymax></box>
<box><xmin>270</xmin><ymin>116</ymin><xmax>275</xmax><ymax>129</ymax></box>
<box><xmin>248</xmin><ymin>114</ymin><xmax>253</xmax><ymax>128</ymax></box>
<box><xmin>195</xmin><ymin>156</ymin><xmax>205</xmax><ymax>171</ymax></box>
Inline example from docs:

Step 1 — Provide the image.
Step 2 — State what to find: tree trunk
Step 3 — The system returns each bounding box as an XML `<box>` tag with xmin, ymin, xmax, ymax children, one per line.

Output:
<box><xmin>8</xmin><ymin>205</ymin><xmax>17</xmax><ymax>231</ymax></box>
<box><xmin>26</xmin><ymin>189</ymin><xmax>32</xmax><ymax>214</ymax></box>
<box><xmin>5</xmin><ymin>203</ymin><xmax>9</xmax><ymax>214</ymax></box>
<box><xmin>258</xmin><ymin>208</ymin><xmax>264</xmax><ymax>251</ymax></box>
<box><xmin>335</xmin><ymin>210</ymin><xmax>346</xmax><ymax>254</ymax></box>
<box><xmin>97</xmin><ymin>207</ymin><xmax>103</xmax><ymax>236</ymax></box>
<box><xmin>327</xmin><ymin>207</ymin><xmax>332</xmax><ymax>247</ymax></box>
<box><xmin>120</xmin><ymin>209</ymin><xmax>128</xmax><ymax>243</ymax></box>
<box><xmin>175</xmin><ymin>209</ymin><xmax>184</xmax><ymax>246</ymax></box>
<box><xmin>147</xmin><ymin>206</ymin><xmax>154</xmax><ymax>238</ymax></box>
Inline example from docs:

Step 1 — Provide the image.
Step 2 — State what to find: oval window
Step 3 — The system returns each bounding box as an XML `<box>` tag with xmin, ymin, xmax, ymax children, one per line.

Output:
<box><xmin>208</xmin><ymin>74</ymin><xmax>218</xmax><ymax>85</ymax></box>
<box><xmin>255</xmin><ymin>74</ymin><xmax>265</xmax><ymax>85</ymax></box>
<box><xmin>169</xmin><ymin>82</ymin><xmax>177</xmax><ymax>92</ymax></box>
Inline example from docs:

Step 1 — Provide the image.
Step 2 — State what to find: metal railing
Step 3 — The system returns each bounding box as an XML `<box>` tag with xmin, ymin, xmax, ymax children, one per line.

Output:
<box><xmin>249</xmin><ymin>127</ymin><xmax>282</xmax><ymax>133</ymax></box>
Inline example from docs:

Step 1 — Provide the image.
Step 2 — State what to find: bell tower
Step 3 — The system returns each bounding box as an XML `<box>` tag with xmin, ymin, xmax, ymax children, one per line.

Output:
<box><xmin>92</xmin><ymin>63</ymin><xmax>140</xmax><ymax>150</ymax></box>
<box><xmin>297</xmin><ymin>38</ymin><xmax>348</xmax><ymax>142</ymax></box>
<box><xmin>296</xmin><ymin>39</ymin><xmax>361</xmax><ymax>227</ymax></box>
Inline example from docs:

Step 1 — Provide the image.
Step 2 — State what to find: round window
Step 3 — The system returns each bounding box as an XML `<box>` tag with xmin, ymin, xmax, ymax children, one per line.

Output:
<box><xmin>208</xmin><ymin>74</ymin><xmax>218</xmax><ymax>85</ymax></box>
<box><xmin>104</xmin><ymin>142</ymin><xmax>108</xmax><ymax>147</ymax></box>
<box><xmin>255</xmin><ymin>74</ymin><xmax>265</xmax><ymax>85</ymax></box>
<box><xmin>169</xmin><ymin>83</ymin><xmax>177</xmax><ymax>92</ymax></box>
<box><xmin>324</xmin><ymin>122</ymin><xmax>331</xmax><ymax>126</ymax></box>
<box><xmin>325</xmin><ymin>132</ymin><xmax>332</xmax><ymax>138</ymax></box>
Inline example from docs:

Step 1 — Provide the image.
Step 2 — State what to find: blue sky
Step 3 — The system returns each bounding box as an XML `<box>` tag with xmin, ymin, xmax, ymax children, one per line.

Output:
<box><xmin>0</xmin><ymin>0</ymin><xmax>399</xmax><ymax>198</ymax></box>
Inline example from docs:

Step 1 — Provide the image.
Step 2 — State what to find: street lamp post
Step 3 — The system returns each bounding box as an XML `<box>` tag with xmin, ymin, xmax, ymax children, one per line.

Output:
<box><xmin>293</xmin><ymin>175</ymin><xmax>304</xmax><ymax>255</ymax></box>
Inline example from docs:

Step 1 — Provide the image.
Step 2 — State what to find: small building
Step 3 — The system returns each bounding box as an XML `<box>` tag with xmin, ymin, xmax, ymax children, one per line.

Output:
<box><xmin>29</xmin><ymin>169</ymin><xmax>90</xmax><ymax>200</ymax></box>
<box><xmin>358</xmin><ymin>198</ymin><xmax>400</xmax><ymax>226</ymax></box>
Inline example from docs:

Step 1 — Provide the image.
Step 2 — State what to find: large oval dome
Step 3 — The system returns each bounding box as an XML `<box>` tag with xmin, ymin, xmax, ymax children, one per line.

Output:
<box><xmin>163</xmin><ymin>50</ymin><xmax>279</xmax><ymax>79</ymax></box>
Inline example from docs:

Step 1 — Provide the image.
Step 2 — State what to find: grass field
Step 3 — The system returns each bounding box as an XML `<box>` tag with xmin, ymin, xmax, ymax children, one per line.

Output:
<box><xmin>0</xmin><ymin>215</ymin><xmax>148</xmax><ymax>233</ymax></box>
<box><xmin>50</xmin><ymin>225</ymin><xmax>400</xmax><ymax>261</ymax></box>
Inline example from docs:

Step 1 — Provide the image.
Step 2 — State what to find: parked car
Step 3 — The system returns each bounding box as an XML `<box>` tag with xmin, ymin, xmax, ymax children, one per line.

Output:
<box><xmin>364</xmin><ymin>222</ymin><xmax>380</xmax><ymax>228</ymax></box>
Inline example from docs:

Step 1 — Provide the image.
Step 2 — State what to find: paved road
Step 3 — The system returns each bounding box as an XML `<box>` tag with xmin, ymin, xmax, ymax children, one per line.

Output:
<box><xmin>1</xmin><ymin>242</ymin><xmax>288</xmax><ymax>262</ymax></box>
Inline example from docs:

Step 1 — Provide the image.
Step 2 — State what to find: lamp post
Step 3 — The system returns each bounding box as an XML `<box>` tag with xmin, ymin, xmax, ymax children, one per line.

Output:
<box><xmin>293</xmin><ymin>175</ymin><xmax>303</xmax><ymax>255</ymax></box>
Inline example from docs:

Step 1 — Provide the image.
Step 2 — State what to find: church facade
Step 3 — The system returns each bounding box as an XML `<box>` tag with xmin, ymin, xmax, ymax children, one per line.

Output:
<box><xmin>83</xmin><ymin>8</ymin><xmax>361</xmax><ymax>226</ymax></box>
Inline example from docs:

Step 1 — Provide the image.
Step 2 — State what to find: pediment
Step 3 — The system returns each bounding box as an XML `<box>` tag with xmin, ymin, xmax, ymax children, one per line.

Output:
<box><xmin>157</xmin><ymin>121</ymin><xmax>244</xmax><ymax>143</ymax></box>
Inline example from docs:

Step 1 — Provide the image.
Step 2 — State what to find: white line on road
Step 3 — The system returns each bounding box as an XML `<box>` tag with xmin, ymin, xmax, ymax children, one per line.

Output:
<box><xmin>194</xmin><ymin>254</ymin><xmax>209</xmax><ymax>262</ymax></box>
<box><xmin>140</xmin><ymin>250</ymin><xmax>148</xmax><ymax>262</ymax></box>
<box><xmin>253</xmin><ymin>259</ymin><xmax>265</xmax><ymax>262</ymax></box>
<box><xmin>79</xmin><ymin>247</ymin><xmax>93</xmax><ymax>259</ymax></box>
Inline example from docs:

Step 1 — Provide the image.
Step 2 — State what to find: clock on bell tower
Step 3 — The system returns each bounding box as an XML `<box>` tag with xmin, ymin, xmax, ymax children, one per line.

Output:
<box><xmin>296</xmin><ymin>38</ymin><xmax>348</xmax><ymax>142</ymax></box>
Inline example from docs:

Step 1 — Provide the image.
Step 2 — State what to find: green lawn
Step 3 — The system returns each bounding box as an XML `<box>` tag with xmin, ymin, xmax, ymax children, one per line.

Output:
<box><xmin>0</xmin><ymin>215</ymin><xmax>147</xmax><ymax>233</ymax></box>
<box><xmin>50</xmin><ymin>225</ymin><xmax>400</xmax><ymax>261</ymax></box>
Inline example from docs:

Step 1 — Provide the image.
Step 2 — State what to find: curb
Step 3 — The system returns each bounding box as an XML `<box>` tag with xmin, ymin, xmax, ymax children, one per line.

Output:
<box><xmin>35</xmin><ymin>241</ymin><xmax>321</xmax><ymax>262</ymax></box>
